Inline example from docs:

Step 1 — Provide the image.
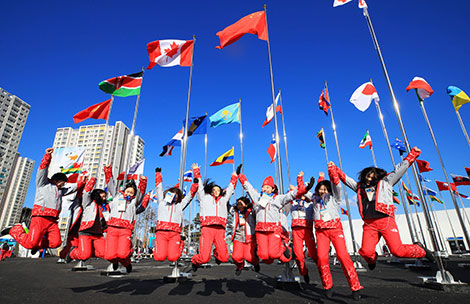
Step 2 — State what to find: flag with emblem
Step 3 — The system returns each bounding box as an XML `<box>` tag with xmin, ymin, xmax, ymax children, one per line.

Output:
<box><xmin>99</xmin><ymin>71</ymin><xmax>143</xmax><ymax>97</ymax></box>
<box><xmin>216</xmin><ymin>11</ymin><xmax>267</xmax><ymax>49</ymax></box>
<box><xmin>147</xmin><ymin>39</ymin><xmax>194</xmax><ymax>69</ymax></box>
<box><xmin>209</xmin><ymin>103</ymin><xmax>241</xmax><ymax>128</ymax></box>
<box><xmin>391</xmin><ymin>138</ymin><xmax>406</xmax><ymax>154</ymax></box>
<box><xmin>451</xmin><ymin>174</ymin><xmax>470</xmax><ymax>186</ymax></box>
<box><xmin>435</xmin><ymin>181</ymin><xmax>457</xmax><ymax>192</ymax></box>
<box><xmin>184</xmin><ymin>115</ymin><xmax>208</xmax><ymax>136</ymax></box>
<box><xmin>73</xmin><ymin>99</ymin><xmax>111</xmax><ymax>123</ymax></box>
<box><xmin>359</xmin><ymin>130</ymin><xmax>373</xmax><ymax>149</ymax></box>
<box><xmin>318</xmin><ymin>88</ymin><xmax>331</xmax><ymax>116</ymax></box>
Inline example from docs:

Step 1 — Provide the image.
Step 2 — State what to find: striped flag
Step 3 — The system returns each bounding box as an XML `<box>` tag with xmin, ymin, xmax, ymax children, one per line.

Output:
<box><xmin>99</xmin><ymin>71</ymin><xmax>143</xmax><ymax>97</ymax></box>
<box><xmin>406</xmin><ymin>77</ymin><xmax>434</xmax><ymax>102</ymax></box>
<box><xmin>359</xmin><ymin>130</ymin><xmax>373</xmax><ymax>149</ymax></box>
<box><xmin>210</xmin><ymin>147</ymin><xmax>235</xmax><ymax>166</ymax></box>
<box><xmin>317</xmin><ymin>129</ymin><xmax>326</xmax><ymax>149</ymax></box>
<box><xmin>430</xmin><ymin>195</ymin><xmax>444</xmax><ymax>204</ymax></box>
<box><xmin>341</xmin><ymin>207</ymin><xmax>349</xmax><ymax>216</ymax></box>
<box><xmin>160</xmin><ymin>128</ymin><xmax>183</xmax><ymax>157</ymax></box>
<box><xmin>183</xmin><ymin>170</ymin><xmax>193</xmax><ymax>182</ymax></box>
<box><xmin>267</xmin><ymin>136</ymin><xmax>276</xmax><ymax>164</ymax></box>
<box><xmin>450</xmin><ymin>174</ymin><xmax>470</xmax><ymax>186</ymax></box>
<box><xmin>262</xmin><ymin>92</ymin><xmax>282</xmax><ymax>127</ymax></box>
<box><xmin>393</xmin><ymin>191</ymin><xmax>400</xmax><ymax>204</ymax></box>
<box><xmin>318</xmin><ymin>88</ymin><xmax>330</xmax><ymax>116</ymax></box>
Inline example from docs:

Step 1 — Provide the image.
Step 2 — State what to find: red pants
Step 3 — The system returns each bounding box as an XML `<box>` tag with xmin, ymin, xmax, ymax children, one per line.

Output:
<box><xmin>255</xmin><ymin>231</ymin><xmax>284</xmax><ymax>264</ymax></box>
<box><xmin>232</xmin><ymin>240</ymin><xmax>259</xmax><ymax>270</ymax></box>
<box><xmin>292</xmin><ymin>226</ymin><xmax>318</xmax><ymax>276</ymax></box>
<box><xmin>105</xmin><ymin>226</ymin><xmax>132</xmax><ymax>267</ymax></box>
<box><xmin>154</xmin><ymin>230</ymin><xmax>184</xmax><ymax>262</ymax></box>
<box><xmin>0</xmin><ymin>249</ymin><xmax>9</xmax><ymax>260</ymax></box>
<box><xmin>316</xmin><ymin>227</ymin><xmax>362</xmax><ymax>291</ymax></box>
<box><xmin>359</xmin><ymin>217</ymin><xmax>425</xmax><ymax>265</ymax></box>
<box><xmin>70</xmin><ymin>234</ymin><xmax>105</xmax><ymax>260</ymax></box>
<box><xmin>59</xmin><ymin>234</ymin><xmax>79</xmax><ymax>259</ymax></box>
<box><xmin>9</xmin><ymin>216</ymin><xmax>61</xmax><ymax>250</ymax></box>
<box><xmin>192</xmin><ymin>226</ymin><xmax>228</xmax><ymax>266</ymax></box>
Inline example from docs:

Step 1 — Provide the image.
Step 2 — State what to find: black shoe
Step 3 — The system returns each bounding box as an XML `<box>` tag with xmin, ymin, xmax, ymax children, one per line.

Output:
<box><xmin>112</xmin><ymin>262</ymin><xmax>119</xmax><ymax>271</ymax></box>
<box><xmin>414</xmin><ymin>242</ymin><xmax>435</xmax><ymax>262</ymax></box>
<box><xmin>352</xmin><ymin>290</ymin><xmax>361</xmax><ymax>301</ymax></box>
<box><xmin>0</xmin><ymin>226</ymin><xmax>12</xmax><ymax>236</ymax></box>
<box><xmin>303</xmin><ymin>273</ymin><xmax>310</xmax><ymax>284</ymax></box>
<box><xmin>325</xmin><ymin>288</ymin><xmax>333</xmax><ymax>298</ymax></box>
<box><xmin>180</xmin><ymin>235</ymin><xmax>187</xmax><ymax>241</ymax></box>
<box><xmin>30</xmin><ymin>248</ymin><xmax>38</xmax><ymax>256</ymax></box>
<box><xmin>126</xmin><ymin>264</ymin><xmax>132</xmax><ymax>273</ymax></box>
<box><xmin>192</xmin><ymin>263</ymin><xmax>198</xmax><ymax>272</ymax></box>
<box><xmin>235</xmin><ymin>268</ymin><xmax>242</xmax><ymax>276</ymax></box>
<box><xmin>215</xmin><ymin>258</ymin><xmax>221</xmax><ymax>265</ymax></box>
<box><xmin>367</xmin><ymin>262</ymin><xmax>376</xmax><ymax>270</ymax></box>
<box><xmin>254</xmin><ymin>264</ymin><xmax>260</xmax><ymax>272</ymax></box>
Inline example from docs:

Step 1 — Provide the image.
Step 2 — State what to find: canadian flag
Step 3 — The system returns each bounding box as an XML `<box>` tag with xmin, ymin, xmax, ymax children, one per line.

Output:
<box><xmin>267</xmin><ymin>137</ymin><xmax>277</xmax><ymax>164</ymax></box>
<box><xmin>406</xmin><ymin>77</ymin><xmax>434</xmax><ymax>101</ymax></box>
<box><xmin>262</xmin><ymin>92</ymin><xmax>282</xmax><ymax>127</ymax></box>
<box><xmin>147</xmin><ymin>39</ymin><xmax>193</xmax><ymax>69</ymax></box>
<box><xmin>350</xmin><ymin>82</ymin><xmax>379</xmax><ymax>112</ymax></box>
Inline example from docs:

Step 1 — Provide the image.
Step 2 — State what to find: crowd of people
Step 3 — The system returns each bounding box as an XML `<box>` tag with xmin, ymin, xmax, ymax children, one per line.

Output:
<box><xmin>0</xmin><ymin>146</ymin><xmax>435</xmax><ymax>301</ymax></box>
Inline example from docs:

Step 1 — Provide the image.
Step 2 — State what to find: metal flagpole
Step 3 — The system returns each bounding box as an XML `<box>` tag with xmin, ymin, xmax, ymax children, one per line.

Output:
<box><xmin>455</xmin><ymin>110</ymin><xmax>470</xmax><ymax>150</ymax></box>
<box><xmin>179</xmin><ymin>35</ymin><xmax>196</xmax><ymax>191</ymax></box>
<box><xmin>371</xmin><ymin>79</ymin><xmax>418</xmax><ymax>242</ymax></box>
<box><xmin>264</xmin><ymin>4</ymin><xmax>284</xmax><ymax>195</ymax></box>
<box><xmin>272</xmin><ymin>134</ymin><xmax>280</xmax><ymax>188</ymax></box>
<box><xmin>96</xmin><ymin>95</ymin><xmax>115</xmax><ymax>183</ymax></box>
<box><xmin>369</xmin><ymin>140</ymin><xmax>378</xmax><ymax>168</ymax></box>
<box><xmin>278</xmin><ymin>89</ymin><xmax>291</xmax><ymax>186</ymax></box>
<box><xmin>417</xmin><ymin>99</ymin><xmax>470</xmax><ymax>249</ymax></box>
<box><xmin>239</xmin><ymin>99</ymin><xmax>244</xmax><ymax>170</ymax></box>
<box><xmin>427</xmin><ymin>197</ymin><xmax>447</xmax><ymax>253</ymax></box>
<box><xmin>437</xmin><ymin>189</ymin><xmax>463</xmax><ymax>253</ymax></box>
<box><xmin>362</xmin><ymin>6</ymin><xmax>453</xmax><ymax>281</ymax></box>
<box><xmin>204</xmin><ymin>112</ymin><xmax>208</xmax><ymax>183</ymax></box>
<box><xmin>455</xmin><ymin>192</ymin><xmax>470</xmax><ymax>228</ymax></box>
<box><xmin>324</xmin><ymin>81</ymin><xmax>362</xmax><ymax>268</ymax></box>
<box><xmin>321</xmin><ymin>127</ymin><xmax>329</xmax><ymax>165</ymax></box>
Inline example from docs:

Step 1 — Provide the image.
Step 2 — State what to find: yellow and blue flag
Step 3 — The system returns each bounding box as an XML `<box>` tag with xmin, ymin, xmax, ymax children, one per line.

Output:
<box><xmin>209</xmin><ymin>103</ymin><xmax>240</xmax><ymax>128</ymax></box>
<box><xmin>210</xmin><ymin>147</ymin><xmax>235</xmax><ymax>166</ymax></box>
<box><xmin>447</xmin><ymin>86</ymin><xmax>470</xmax><ymax>111</ymax></box>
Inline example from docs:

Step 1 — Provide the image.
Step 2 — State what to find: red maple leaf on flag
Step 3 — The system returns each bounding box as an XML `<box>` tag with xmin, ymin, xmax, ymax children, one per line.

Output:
<box><xmin>164</xmin><ymin>42</ymin><xmax>180</xmax><ymax>60</ymax></box>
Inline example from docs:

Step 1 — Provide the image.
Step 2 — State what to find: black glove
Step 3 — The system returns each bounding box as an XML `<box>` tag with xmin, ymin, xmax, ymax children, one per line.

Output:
<box><xmin>236</xmin><ymin>164</ymin><xmax>243</xmax><ymax>175</ymax></box>
<box><xmin>155</xmin><ymin>167</ymin><xmax>161</xmax><ymax>173</ymax></box>
<box><xmin>305</xmin><ymin>177</ymin><xmax>315</xmax><ymax>192</ymax></box>
<box><xmin>193</xmin><ymin>178</ymin><xmax>199</xmax><ymax>184</ymax></box>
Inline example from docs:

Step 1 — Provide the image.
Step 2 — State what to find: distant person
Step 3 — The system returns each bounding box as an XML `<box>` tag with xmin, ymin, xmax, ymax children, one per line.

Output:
<box><xmin>330</xmin><ymin>147</ymin><xmax>434</xmax><ymax>271</ymax></box>
<box><xmin>0</xmin><ymin>242</ymin><xmax>9</xmax><ymax>261</ymax></box>
<box><xmin>1</xmin><ymin>148</ymin><xmax>81</xmax><ymax>254</ymax></box>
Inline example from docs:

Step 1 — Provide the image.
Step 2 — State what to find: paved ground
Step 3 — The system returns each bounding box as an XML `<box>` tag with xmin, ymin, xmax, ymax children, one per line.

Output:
<box><xmin>1</xmin><ymin>255</ymin><xmax>469</xmax><ymax>303</ymax></box>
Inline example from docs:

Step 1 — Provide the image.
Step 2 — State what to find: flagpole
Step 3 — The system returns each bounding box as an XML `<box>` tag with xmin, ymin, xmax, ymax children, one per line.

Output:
<box><xmin>324</xmin><ymin>81</ymin><xmax>361</xmax><ymax>266</ymax></box>
<box><xmin>455</xmin><ymin>110</ymin><xmax>470</xmax><ymax>150</ymax></box>
<box><xmin>371</xmin><ymin>78</ymin><xmax>418</xmax><ymax>243</ymax></box>
<box><xmin>264</xmin><ymin>5</ymin><xmax>284</xmax><ymax>195</ymax></box>
<box><xmin>417</xmin><ymin>99</ymin><xmax>470</xmax><ymax>248</ymax></box>
<box><xmin>455</xmin><ymin>192</ymin><xmax>470</xmax><ymax>228</ymax></box>
<box><xmin>239</xmin><ymin>99</ymin><xmax>244</xmax><ymax>171</ymax></box>
<box><xmin>362</xmin><ymin>6</ymin><xmax>451</xmax><ymax>278</ymax></box>
<box><xmin>369</xmin><ymin>132</ymin><xmax>377</xmax><ymax>168</ymax></box>
<box><xmin>321</xmin><ymin>127</ymin><xmax>329</xmax><ymax>165</ymax></box>
<box><xmin>278</xmin><ymin>88</ymin><xmax>291</xmax><ymax>186</ymax></box>
<box><xmin>179</xmin><ymin>35</ymin><xmax>196</xmax><ymax>191</ymax></box>
<box><xmin>96</xmin><ymin>95</ymin><xmax>115</xmax><ymax>185</ymax></box>
<box><xmin>427</xmin><ymin>196</ymin><xmax>446</xmax><ymax>252</ymax></box>
<box><xmin>204</xmin><ymin>112</ymin><xmax>208</xmax><ymax>183</ymax></box>
<box><xmin>437</xmin><ymin>188</ymin><xmax>463</xmax><ymax>253</ymax></box>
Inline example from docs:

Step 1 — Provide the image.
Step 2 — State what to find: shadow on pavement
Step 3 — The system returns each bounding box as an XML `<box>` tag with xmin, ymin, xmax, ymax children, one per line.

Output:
<box><xmin>71</xmin><ymin>278</ymin><xmax>165</xmax><ymax>295</ymax></box>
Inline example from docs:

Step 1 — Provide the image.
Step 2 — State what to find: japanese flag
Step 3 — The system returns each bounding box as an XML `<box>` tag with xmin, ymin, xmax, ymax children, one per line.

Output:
<box><xmin>333</xmin><ymin>0</ymin><xmax>353</xmax><ymax>7</ymax></box>
<box><xmin>350</xmin><ymin>82</ymin><xmax>379</xmax><ymax>112</ymax></box>
<box><xmin>147</xmin><ymin>39</ymin><xmax>194</xmax><ymax>69</ymax></box>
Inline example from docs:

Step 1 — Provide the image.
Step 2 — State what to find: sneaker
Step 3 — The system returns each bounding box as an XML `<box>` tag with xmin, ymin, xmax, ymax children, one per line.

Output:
<box><xmin>235</xmin><ymin>268</ymin><xmax>242</xmax><ymax>276</ymax></box>
<box><xmin>65</xmin><ymin>247</ymin><xmax>76</xmax><ymax>263</ymax></box>
<box><xmin>215</xmin><ymin>258</ymin><xmax>222</xmax><ymax>265</ymax></box>
<box><xmin>126</xmin><ymin>263</ymin><xmax>132</xmax><ymax>273</ymax></box>
<box><xmin>303</xmin><ymin>273</ymin><xmax>310</xmax><ymax>284</ymax></box>
<box><xmin>254</xmin><ymin>264</ymin><xmax>260</xmax><ymax>272</ymax></box>
<box><xmin>192</xmin><ymin>263</ymin><xmax>198</xmax><ymax>272</ymax></box>
<box><xmin>112</xmin><ymin>262</ymin><xmax>119</xmax><ymax>271</ymax></box>
<box><xmin>352</xmin><ymin>290</ymin><xmax>361</xmax><ymax>301</ymax></box>
<box><xmin>367</xmin><ymin>262</ymin><xmax>376</xmax><ymax>271</ymax></box>
<box><xmin>0</xmin><ymin>226</ymin><xmax>12</xmax><ymax>236</ymax></box>
<box><xmin>325</xmin><ymin>288</ymin><xmax>333</xmax><ymax>299</ymax></box>
<box><xmin>414</xmin><ymin>242</ymin><xmax>435</xmax><ymax>262</ymax></box>
<box><xmin>30</xmin><ymin>248</ymin><xmax>38</xmax><ymax>256</ymax></box>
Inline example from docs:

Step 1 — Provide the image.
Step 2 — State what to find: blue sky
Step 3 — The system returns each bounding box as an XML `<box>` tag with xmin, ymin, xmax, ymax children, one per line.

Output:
<box><xmin>1</xmin><ymin>0</ymin><xmax>470</xmax><ymax>222</ymax></box>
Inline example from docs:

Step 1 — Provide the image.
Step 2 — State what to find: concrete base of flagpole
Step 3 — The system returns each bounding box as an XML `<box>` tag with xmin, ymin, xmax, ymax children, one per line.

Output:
<box><xmin>352</xmin><ymin>255</ymin><xmax>367</xmax><ymax>273</ymax></box>
<box><xmin>72</xmin><ymin>260</ymin><xmax>94</xmax><ymax>271</ymax></box>
<box><xmin>276</xmin><ymin>262</ymin><xmax>301</xmax><ymax>291</ymax></box>
<box><xmin>405</xmin><ymin>259</ymin><xmax>431</xmax><ymax>270</ymax></box>
<box><xmin>100</xmin><ymin>263</ymin><xmax>127</xmax><ymax>277</ymax></box>
<box><xmin>163</xmin><ymin>261</ymin><xmax>192</xmax><ymax>283</ymax></box>
<box><xmin>419</xmin><ymin>270</ymin><xmax>470</xmax><ymax>292</ymax></box>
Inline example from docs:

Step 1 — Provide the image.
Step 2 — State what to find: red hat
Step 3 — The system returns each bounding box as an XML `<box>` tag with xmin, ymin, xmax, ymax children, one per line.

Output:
<box><xmin>262</xmin><ymin>176</ymin><xmax>275</xmax><ymax>188</ymax></box>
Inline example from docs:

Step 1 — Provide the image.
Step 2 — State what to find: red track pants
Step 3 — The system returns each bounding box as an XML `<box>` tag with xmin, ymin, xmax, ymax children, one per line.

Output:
<box><xmin>0</xmin><ymin>249</ymin><xmax>10</xmax><ymax>260</ymax></box>
<box><xmin>9</xmin><ymin>216</ymin><xmax>61</xmax><ymax>250</ymax></box>
<box><xmin>232</xmin><ymin>240</ymin><xmax>259</xmax><ymax>270</ymax></box>
<box><xmin>255</xmin><ymin>231</ymin><xmax>284</xmax><ymax>264</ymax></box>
<box><xmin>105</xmin><ymin>226</ymin><xmax>132</xmax><ymax>267</ymax></box>
<box><xmin>292</xmin><ymin>226</ymin><xmax>318</xmax><ymax>276</ymax></box>
<box><xmin>192</xmin><ymin>226</ymin><xmax>228</xmax><ymax>266</ymax></box>
<box><xmin>154</xmin><ymin>230</ymin><xmax>184</xmax><ymax>262</ymax></box>
<box><xmin>59</xmin><ymin>234</ymin><xmax>79</xmax><ymax>259</ymax></box>
<box><xmin>359</xmin><ymin>217</ymin><xmax>426</xmax><ymax>264</ymax></box>
<box><xmin>70</xmin><ymin>234</ymin><xmax>106</xmax><ymax>260</ymax></box>
<box><xmin>316</xmin><ymin>227</ymin><xmax>363</xmax><ymax>291</ymax></box>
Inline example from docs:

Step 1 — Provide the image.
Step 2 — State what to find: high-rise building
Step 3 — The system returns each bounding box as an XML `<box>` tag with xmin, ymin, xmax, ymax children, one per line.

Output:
<box><xmin>52</xmin><ymin>121</ymin><xmax>145</xmax><ymax>189</ymax></box>
<box><xmin>0</xmin><ymin>88</ymin><xmax>31</xmax><ymax>229</ymax></box>
<box><xmin>0</xmin><ymin>156</ymin><xmax>35</xmax><ymax>228</ymax></box>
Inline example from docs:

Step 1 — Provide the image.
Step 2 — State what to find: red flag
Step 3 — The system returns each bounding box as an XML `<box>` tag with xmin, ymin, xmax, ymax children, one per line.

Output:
<box><xmin>466</xmin><ymin>167</ymin><xmax>470</xmax><ymax>178</ymax></box>
<box><xmin>436</xmin><ymin>181</ymin><xmax>457</xmax><ymax>192</ymax></box>
<box><xmin>116</xmin><ymin>171</ymin><xmax>126</xmax><ymax>181</ymax></box>
<box><xmin>416</xmin><ymin>159</ymin><xmax>433</xmax><ymax>173</ymax></box>
<box><xmin>73</xmin><ymin>99</ymin><xmax>111</xmax><ymax>124</ymax></box>
<box><xmin>318</xmin><ymin>88</ymin><xmax>331</xmax><ymax>115</ymax></box>
<box><xmin>146</xmin><ymin>39</ymin><xmax>193</xmax><ymax>69</ymax></box>
<box><xmin>216</xmin><ymin>11</ymin><xmax>267</xmax><ymax>49</ymax></box>
<box><xmin>267</xmin><ymin>138</ymin><xmax>276</xmax><ymax>164</ymax></box>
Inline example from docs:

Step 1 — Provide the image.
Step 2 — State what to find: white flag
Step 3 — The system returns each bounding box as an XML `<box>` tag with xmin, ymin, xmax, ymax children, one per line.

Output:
<box><xmin>350</xmin><ymin>82</ymin><xmax>379</xmax><ymax>112</ymax></box>
<box><xmin>333</xmin><ymin>0</ymin><xmax>353</xmax><ymax>7</ymax></box>
<box><xmin>358</xmin><ymin>0</ymin><xmax>368</xmax><ymax>9</ymax></box>
<box><xmin>262</xmin><ymin>92</ymin><xmax>282</xmax><ymax>127</ymax></box>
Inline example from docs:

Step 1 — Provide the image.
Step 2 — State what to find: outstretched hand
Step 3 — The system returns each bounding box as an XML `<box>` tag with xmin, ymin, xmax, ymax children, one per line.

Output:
<box><xmin>412</xmin><ymin>146</ymin><xmax>421</xmax><ymax>153</ymax></box>
<box><xmin>192</xmin><ymin>163</ymin><xmax>200</xmax><ymax>170</ymax></box>
<box><xmin>45</xmin><ymin>148</ymin><xmax>54</xmax><ymax>154</ymax></box>
<box><xmin>305</xmin><ymin>177</ymin><xmax>315</xmax><ymax>191</ymax></box>
<box><xmin>328</xmin><ymin>161</ymin><xmax>335</xmax><ymax>167</ymax></box>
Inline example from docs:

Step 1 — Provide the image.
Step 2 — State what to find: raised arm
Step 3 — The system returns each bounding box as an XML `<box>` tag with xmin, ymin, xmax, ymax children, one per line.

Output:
<box><xmin>182</xmin><ymin>178</ymin><xmax>199</xmax><ymax>211</ymax></box>
<box><xmin>104</xmin><ymin>165</ymin><xmax>117</xmax><ymax>197</ymax></box>
<box><xmin>192</xmin><ymin>163</ymin><xmax>205</xmax><ymax>201</ymax></box>
<box><xmin>136</xmin><ymin>176</ymin><xmax>148</xmax><ymax>204</ymax></box>
<box><xmin>81</xmin><ymin>177</ymin><xmax>97</xmax><ymax>208</ymax></box>
<box><xmin>154</xmin><ymin>168</ymin><xmax>164</xmax><ymax>204</ymax></box>
<box><xmin>330</xmin><ymin>162</ymin><xmax>358</xmax><ymax>192</ymax></box>
<box><xmin>328</xmin><ymin>164</ymin><xmax>343</xmax><ymax>204</ymax></box>
<box><xmin>238</xmin><ymin>174</ymin><xmax>260</xmax><ymax>204</ymax></box>
<box><xmin>385</xmin><ymin>147</ymin><xmax>421</xmax><ymax>186</ymax></box>
<box><xmin>136</xmin><ymin>193</ymin><xmax>150</xmax><ymax>214</ymax></box>
<box><xmin>36</xmin><ymin>148</ymin><xmax>53</xmax><ymax>187</ymax></box>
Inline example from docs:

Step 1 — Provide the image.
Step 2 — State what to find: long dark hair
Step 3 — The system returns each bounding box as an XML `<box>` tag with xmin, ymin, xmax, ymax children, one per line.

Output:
<box><xmin>124</xmin><ymin>180</ymin><xmax>137</xmax><ymax>194</ymax></box>
<box><xmin>235</xmin><ymin>196</ymin><xmax>253</xmax><ymax>210</ymax></box>
<box><xmin>203</xmin><ymin>179</ymin><xmax>225</xmax><ymax>197</ymax></box>
<box><xmin>314</xmin><ymin>180</ymin><xmax>332</xmax><ymax>197</ymax></box>
<box><xmin>357</xmin><ymin>167</ymin><xmax>387</xmax><ymax>187</ymax></box>
<box><xmin>91</xmin><ymin>189</ymin><xmax>106</xmax><ymax>205</ymax></box>
<box><xmin>163</xmin><ymin>187</ymin><xmax>183</xmax><ymax>203</ymax></box>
